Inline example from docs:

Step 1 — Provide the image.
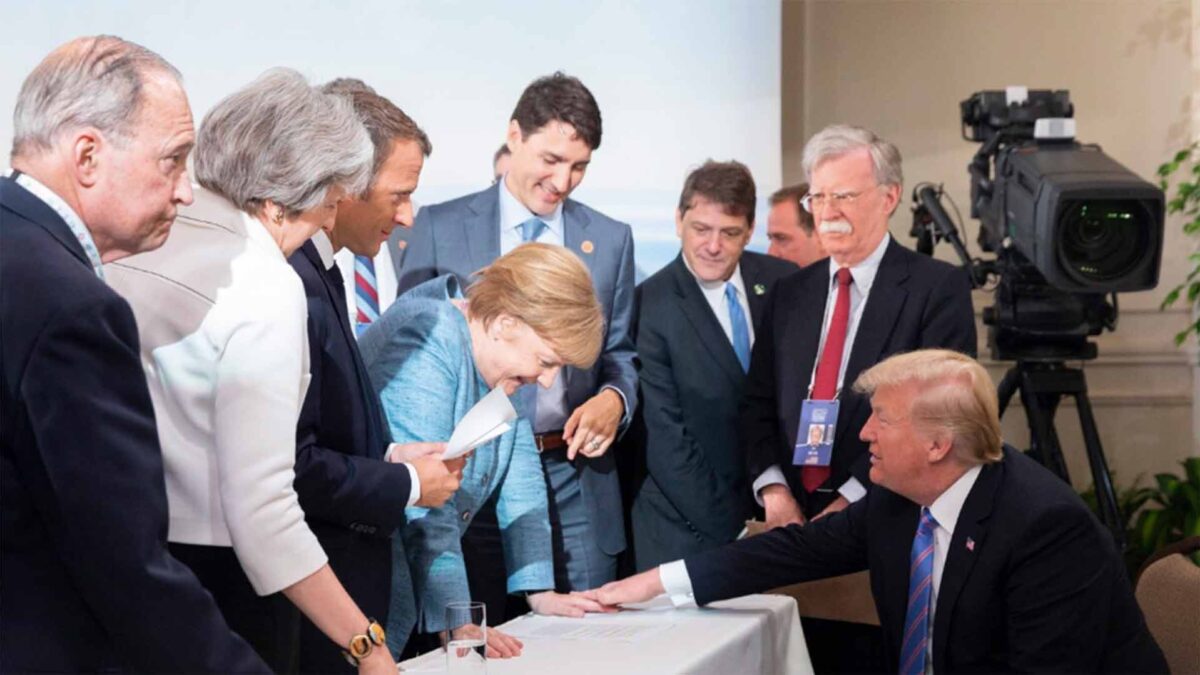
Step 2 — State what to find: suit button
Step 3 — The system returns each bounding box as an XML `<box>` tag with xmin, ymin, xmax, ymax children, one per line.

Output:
<box><xmin>461</xmin><ymin>511</ymin><xmax>471</xmax><ymax>521</ymax></box>
<box><xmin>481</xmin><ymin>473</ymin><xmax>489</xmax><ymax>483</ymax></box>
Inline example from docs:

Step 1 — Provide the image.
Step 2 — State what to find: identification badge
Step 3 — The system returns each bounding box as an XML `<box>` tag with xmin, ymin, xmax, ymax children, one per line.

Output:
<box><xmin>792</xmin><ymin>399</ymin><xmax>839</xmax><ymax>467</ymax></box>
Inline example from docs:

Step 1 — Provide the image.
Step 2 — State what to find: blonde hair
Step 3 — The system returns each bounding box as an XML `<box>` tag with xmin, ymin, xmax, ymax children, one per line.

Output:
<box><xmin>467</xmin><ymin>243</ymin><xmax>604</xmax><ymax>369</ymax></box>
<box><xmin>853</xmin><ymin>349</ymin><xmax>1002</xmax><ymax>465</ymax></box>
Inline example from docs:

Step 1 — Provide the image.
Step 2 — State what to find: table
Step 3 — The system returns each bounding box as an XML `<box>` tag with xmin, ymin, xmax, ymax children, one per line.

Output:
<box><xmin>400</xmin><ymin>594</ymin><xmax>812</xmax><ymax>674</ymax></box>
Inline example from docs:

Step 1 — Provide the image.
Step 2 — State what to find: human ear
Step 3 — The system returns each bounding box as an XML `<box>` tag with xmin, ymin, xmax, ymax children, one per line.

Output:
<box><xmin>71</xmin><ymin>131</ymin><xmax>102</xmax><ymax>188</ymax></box>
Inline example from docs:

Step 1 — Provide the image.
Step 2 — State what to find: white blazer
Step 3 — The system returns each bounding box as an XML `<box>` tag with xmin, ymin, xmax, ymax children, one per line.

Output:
<box><xmin>108</xmin><ymin>187</ymin><xmax>326</xmax><ymax>595</ymax></box>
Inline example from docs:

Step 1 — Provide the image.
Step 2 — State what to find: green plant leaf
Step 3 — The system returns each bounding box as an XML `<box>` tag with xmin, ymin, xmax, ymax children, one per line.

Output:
<box><xmin>1174</xmin><ymin>148</ymin><xmax>1192</xmax><ymax>163</ymax></box>
<box><xmin>1187</xmin><ymin>281</ymin><xmax>1200</xmax><ymax>304</ymax></box>
<box><xmin>1185</xmin><ymin>457</ymin><xmax>1200</xmax><ymax>486</ymax></box>
<box><xmin>1183</xmin><ymin>215</ymin><xmax>1200</xmax><ymax>234</ymax></box>
<box><xmin>1161</xmin><ymin>285</ymin><xmax>1182</xmax><ymax>309</ymax></box>
<box><xmin>1156</xmin><ymin>473</ymin><xmax>1181</xmax><ymax>499</ymax></box>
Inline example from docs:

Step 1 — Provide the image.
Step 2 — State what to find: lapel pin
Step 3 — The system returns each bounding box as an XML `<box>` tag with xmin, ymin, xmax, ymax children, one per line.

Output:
<box><xmin>580</xmin><ymin>240</ymin><xmax>595</xmax><ymax>254</ymax></box>
<box><xmin>397</xmin><ymin>240</ymin><xmax>408</xmax><ymax>251</ymax></box>
<box><xmin>753</xmin><ymin>283</ymin><xmax>766</xmax><ymax>296</ymax></box>
<box><xmin>965</xmin><ymin>537</ymin><xmax>976</xmax><ymax>552</ymax></box>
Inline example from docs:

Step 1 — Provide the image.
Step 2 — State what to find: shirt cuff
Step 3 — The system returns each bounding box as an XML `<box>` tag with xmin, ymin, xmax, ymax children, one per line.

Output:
<box><xmin>838</xmin><ymin>477</ymin><xmax>867</xmax><ymax>503</ymax></box>
<box><xmin>658</xmin><ymin>560</ymin><xmax>697</xmax><ymax>608</ymax></box>
<box><xmin>751</xmin><ymin>465</ymin><xmax>789</xmax><ymax>507</ymax></box>
<box><xmin>405</xmin><ymin>463</ymin><xmax>421</xmax><ymax>508</ymax></box>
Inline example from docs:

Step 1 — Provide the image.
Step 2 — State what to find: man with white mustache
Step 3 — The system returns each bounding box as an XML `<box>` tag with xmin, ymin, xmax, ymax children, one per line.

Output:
<box><xmin>743</xmin><ymin>124</ymin><xmax>977</xmax><ymax>530</ymax></box>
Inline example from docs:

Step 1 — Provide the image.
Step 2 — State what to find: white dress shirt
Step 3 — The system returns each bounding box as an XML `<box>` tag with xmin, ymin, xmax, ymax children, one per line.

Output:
<box><xmin>311</xmin><ymin>231</ymin><xmax>421</xmax><ymax>506</ymax></box>
<box><xmin>106</xmin><ymin>187</ymin><xmax>327</xmax><ymax>596</ymax></box>
<box><xmin>662</xmin><ymin>463</ymin><xmax>984</xmax><ymax>672</ymax></box>
<box><xmin>753</xmin><ymin>233</ymin><xmax>892</xmax><ymax>505</ymax></box>
<box><xmin>681</xmin><ymin>256</ymin><xmax>756</xmax><ymax>350</ymax></box>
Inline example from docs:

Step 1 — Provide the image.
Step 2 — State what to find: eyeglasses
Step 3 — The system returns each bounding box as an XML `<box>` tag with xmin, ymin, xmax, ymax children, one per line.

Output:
<box><xmin>800</xmin><ymin>186</ymin><xmax>878</xmax><ymax>213</ymax></box>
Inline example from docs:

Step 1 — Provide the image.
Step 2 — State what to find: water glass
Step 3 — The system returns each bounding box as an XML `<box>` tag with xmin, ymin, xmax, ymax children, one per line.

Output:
<box><xmin>444</xmin><ymin>601</ymin><xmax>487</xmax><ymax>674</ymax></box>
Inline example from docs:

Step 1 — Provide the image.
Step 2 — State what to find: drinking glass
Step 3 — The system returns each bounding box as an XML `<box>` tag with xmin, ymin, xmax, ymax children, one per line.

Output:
<box><xmin>444</xmin><ymin>601</ymin><xmax>487</xmax><ymax>674</ymax></box>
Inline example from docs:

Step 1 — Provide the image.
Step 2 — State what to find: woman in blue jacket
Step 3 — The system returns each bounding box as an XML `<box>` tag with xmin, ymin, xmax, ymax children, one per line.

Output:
<box><xmin>359</xmin><ymin>243</ymin><xmax>609</xmax><ymax>658</ymax></box>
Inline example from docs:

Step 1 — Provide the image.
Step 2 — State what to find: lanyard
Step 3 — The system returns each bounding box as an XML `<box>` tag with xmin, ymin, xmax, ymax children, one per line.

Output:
<box><xmin>9</xmin><ymin>169</ymin><xmax>106</xmax><ymax>280</ymax></box>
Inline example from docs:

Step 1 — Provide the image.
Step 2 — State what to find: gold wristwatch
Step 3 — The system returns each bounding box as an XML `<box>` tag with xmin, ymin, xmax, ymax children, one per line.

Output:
<box><xmin>341</xmin><ymin>619</ymin><xmax>386</xmax><ymax>667</ymax></box>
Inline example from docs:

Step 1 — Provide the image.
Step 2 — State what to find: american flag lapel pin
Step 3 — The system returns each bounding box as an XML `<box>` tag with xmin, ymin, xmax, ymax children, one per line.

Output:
<box><xmin>965</xmin><ymin>537</ymin><xmax>976</xmax><ymax>552</ymax></box>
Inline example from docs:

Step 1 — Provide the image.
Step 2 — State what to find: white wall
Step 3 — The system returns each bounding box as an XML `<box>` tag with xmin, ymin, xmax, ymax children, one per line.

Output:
<box><xmin>0</xmin><ymin>0</ymin><xmax>782</xmax><ymax>275</ymax></box>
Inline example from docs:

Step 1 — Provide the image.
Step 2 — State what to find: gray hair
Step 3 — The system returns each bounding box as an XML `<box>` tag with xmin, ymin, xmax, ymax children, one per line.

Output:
<box><xmin>801</xmin><ymin>124</ymin><xmax>904</xmax><ymax>189</ymax></box>
<box><xmin>11</xmin><ymin>35</ymin><xmax>182</xmax><ymax>159</ymax></box>
<box><xmin>194</xmin><ymin>68</ymin><xmax>372</xmax><ymax>215</ymax></box>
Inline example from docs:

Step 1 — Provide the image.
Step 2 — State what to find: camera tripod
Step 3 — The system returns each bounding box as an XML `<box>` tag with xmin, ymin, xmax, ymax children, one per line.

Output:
<box><xmin>996</xmin><ymin>359</ymin><xmax>1125</xmax><ymax>549</ymax></box>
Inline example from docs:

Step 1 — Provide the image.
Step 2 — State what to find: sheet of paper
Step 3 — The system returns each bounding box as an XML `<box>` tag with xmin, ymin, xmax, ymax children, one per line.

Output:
<box><xmin>444</xmin><ymin>386</ymin><xmax>517</xmax><ymax>459</ymax></box>
<box><xmin>503</xmin><ymin>615</ymin><xmax>673</xmax><ymax>643</ymax></box>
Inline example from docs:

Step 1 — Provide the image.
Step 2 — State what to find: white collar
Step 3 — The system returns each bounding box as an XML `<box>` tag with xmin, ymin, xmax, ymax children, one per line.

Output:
<box><xmin>498</xmin><ymin>174</ymin><xmax>564</xmax><ymax>238</ymax></box>
<box><xmin>310</xmin><ymin>230</ymin><xmax>337</xmax><ymax>270</ymax></box>
<box><xmin>928</xmin><ymin>464</ymin><xmax>982</xmax><ymax>536</ymax></box>
<box><xmin>827</xmin><ymin>231</ymin><xmax>891</xmax><ymax>293</ymax></box>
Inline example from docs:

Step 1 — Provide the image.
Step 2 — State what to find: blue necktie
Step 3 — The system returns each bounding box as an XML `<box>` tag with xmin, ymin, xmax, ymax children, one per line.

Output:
<box><xmin>515</xmin><ymin>217</ymin><xmax>547</xmax><ymax>422</ymax></box>
<box><xmin>900</xmin><ymin>508</ymin><xmax>938</xmax><ymax>675</ymax></box>
<box><xmin>725</xmin><ymin>283</ymin><xmax>750</xmax><ymax>372</ymax></box>
<box><xmin>520</xmin><ymin>217</ymin><xmax>546</xmax><ymax>243</ymax></box>
<box><xmin>354</xmin><ymin>255</ymin><xmax>380</xmax><ymax>337</ymax></box>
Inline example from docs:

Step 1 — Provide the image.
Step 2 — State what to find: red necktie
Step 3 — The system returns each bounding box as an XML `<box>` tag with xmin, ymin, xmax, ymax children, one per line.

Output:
<box><xmin>802</xmin><ymin>267</ymin><xmax>853</xmax><ymax>492</ymax></box>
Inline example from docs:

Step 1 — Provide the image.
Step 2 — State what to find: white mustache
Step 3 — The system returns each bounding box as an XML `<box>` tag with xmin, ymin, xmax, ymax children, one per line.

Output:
<box><xmin>818</xmin><ymin>219</ymin><xmax>853</xmax><ymax>235</ymax></box>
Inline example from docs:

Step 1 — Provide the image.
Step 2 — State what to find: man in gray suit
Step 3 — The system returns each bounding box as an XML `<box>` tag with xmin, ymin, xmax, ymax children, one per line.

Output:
<box><xmin>398</xmin><ymin>72</ymin><xmax>637</xmax><ymax>599</ymax></box>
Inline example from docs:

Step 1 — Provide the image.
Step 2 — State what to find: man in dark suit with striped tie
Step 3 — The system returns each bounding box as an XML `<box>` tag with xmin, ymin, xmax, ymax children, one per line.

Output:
<box><xmin>287</xmin><ymin>78</ymin><xmax>463</xmax><ymax>670</ymax></box>
<box><xmin>589</xmin><ymin>349</ymin><xmax>1167</xmax><ymax>674</ymax></box>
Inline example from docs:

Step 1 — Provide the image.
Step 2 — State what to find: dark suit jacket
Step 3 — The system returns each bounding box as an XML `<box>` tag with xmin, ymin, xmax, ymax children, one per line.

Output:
<box><xmin>743</xmin><ymin>238</ymin><xmax>976</xmax><ymax>512</ymax></box>
<box><xmin>289</xmin><ymin>241</ymin><xmax>413</xmax><ymax>627</ymax></box>
<box><xmin>686</xmin><ymin>448</ymin><xmax>1167</xmax><ymax>673</ymax></box>
<box><xmin>631</xmin><ymin>252</ymin><xmax>797</xmax><ymax>568</ymax></box>
<box><xmin>398</xmin><ymin>183</ymin><xmax>638</xmax><ymax>555</ymax></box>
<box><xmin>0</xmin><ymin>176</ymin><xmax>268</xmax><ymax>673</ymax></box>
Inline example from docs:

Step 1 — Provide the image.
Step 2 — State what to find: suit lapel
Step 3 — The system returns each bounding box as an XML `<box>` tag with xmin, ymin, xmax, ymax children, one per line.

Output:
<box><xmin>740</xmin><ymin>254</ymin><xmax>771</xmax><ymax>333</ymax></box>
<box><xmin>560</xmin><ymin>201</ymin><xmax>594</xmax><ymax>395</ymax></box>
<box><xmin>878</xmin><ymin>496</ymin><xmax>922</xmax><ymax>662</ymax></box>
<box><xmin>931</xmin><ymin>461</ymin><xmax>1001</xmax><ymax>672</ymax></box>
<box><xmin>780</xmin><ymin>268</ymin><xmax>831</xmax><ymax>447</ymax></box>
<box><xmin>464</xmin><ymin>184</ymin><xmax>501</xmax><ymax>276</ymax></box>
<box><xmin>669</xmin><ymin>255</ymin><xmax>743</xmax><ymax>385</ymax></box>
<box><xmin>300</xmin><ymin>241</ymin><xmax>387</xmax><ymax>455</ymax></box>
<box><xmin>835</xmin><ymin>240</ymin><xmax>909</xmax><ymax>449</ymax></box>
<box><xmin>1</xmin><ymin>177</ymin><xmax>92</xmax><ymax>271</ymax></box>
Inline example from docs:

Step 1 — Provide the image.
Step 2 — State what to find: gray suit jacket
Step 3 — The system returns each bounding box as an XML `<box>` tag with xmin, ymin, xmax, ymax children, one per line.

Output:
<box><xmin>397</xmin><ymin>183</ymin><xmax>637</xmax><ymax>555</ymax></box>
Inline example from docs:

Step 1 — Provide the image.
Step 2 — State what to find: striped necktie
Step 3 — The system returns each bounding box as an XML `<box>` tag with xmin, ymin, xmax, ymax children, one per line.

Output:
<box><xmin>354</xmin><ymin>254</ymin><xmax>380</xmax><ymax>336</ymax></box>
<box><xmin>900</xmin><ymin>508</ymin><xmax>938</xmax><ymax>675</ymax></box>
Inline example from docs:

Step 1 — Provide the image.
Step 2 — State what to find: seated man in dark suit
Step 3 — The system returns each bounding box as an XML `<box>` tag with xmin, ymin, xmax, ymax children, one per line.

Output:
<box><xmin>590</xmin><ymin>349</ymin><xmax>1167</xmax><ymax>673</ymax></box>
<box><xmin>630</xmin><ymin>160</ymin><xmax>796</xmax><ymax>570</ymax></box>
<box><xmin>289</xmin><ymin>78</ymin><xmax>464</xmax><ymax>670</ymax></box>
<box><xmin>0</xmin><ymin>36</ymin><xmax>266</xmax><ymax>673</ymax></box>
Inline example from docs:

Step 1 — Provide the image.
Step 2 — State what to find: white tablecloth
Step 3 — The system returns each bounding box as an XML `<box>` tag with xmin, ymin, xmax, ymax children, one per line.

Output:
<box><xmin>399</xmin><ymin>594</ymin><xmax>812</xmax><ymax>674</ymax></box>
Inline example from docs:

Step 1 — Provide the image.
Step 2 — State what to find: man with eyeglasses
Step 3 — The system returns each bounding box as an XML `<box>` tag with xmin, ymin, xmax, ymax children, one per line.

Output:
<box><xmin>744</xmin><ymin>124</ymin><xmax>976</xmax><ymax>529</ymax></box>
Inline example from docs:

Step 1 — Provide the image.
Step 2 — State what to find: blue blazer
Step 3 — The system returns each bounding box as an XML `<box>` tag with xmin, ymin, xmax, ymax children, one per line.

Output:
<box><xmin>359</xmin><ymin>276</ymin><xmax>554</xmax><ymax>642</ymax></box>
<box><xmin>288</xmin><ymin>241</ymin><xmax>414</xmax><ymax>642</ymax></box>
<box><xmin>397</xmin><ymin>183</ymin><xmax>637</xmax><ymax>555</ymax></box>
<box><xmin>0</xmin><ymin>176</ymin><xmax>267</xmax><ymax>673</ymax></box>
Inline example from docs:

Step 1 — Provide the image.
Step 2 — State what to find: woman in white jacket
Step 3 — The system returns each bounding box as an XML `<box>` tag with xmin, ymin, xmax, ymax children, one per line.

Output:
<box><xmin>108</xmin><ymin>68</ymin><xmax>395</xmax><ymax>675</ymax></box>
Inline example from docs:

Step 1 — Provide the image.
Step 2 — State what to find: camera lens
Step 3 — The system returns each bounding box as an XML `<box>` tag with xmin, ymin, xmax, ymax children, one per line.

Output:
<box><xmin>1057</xmin><ymin>200</ymin><xmax>1151</xmax><ymax>284</ymax></box>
